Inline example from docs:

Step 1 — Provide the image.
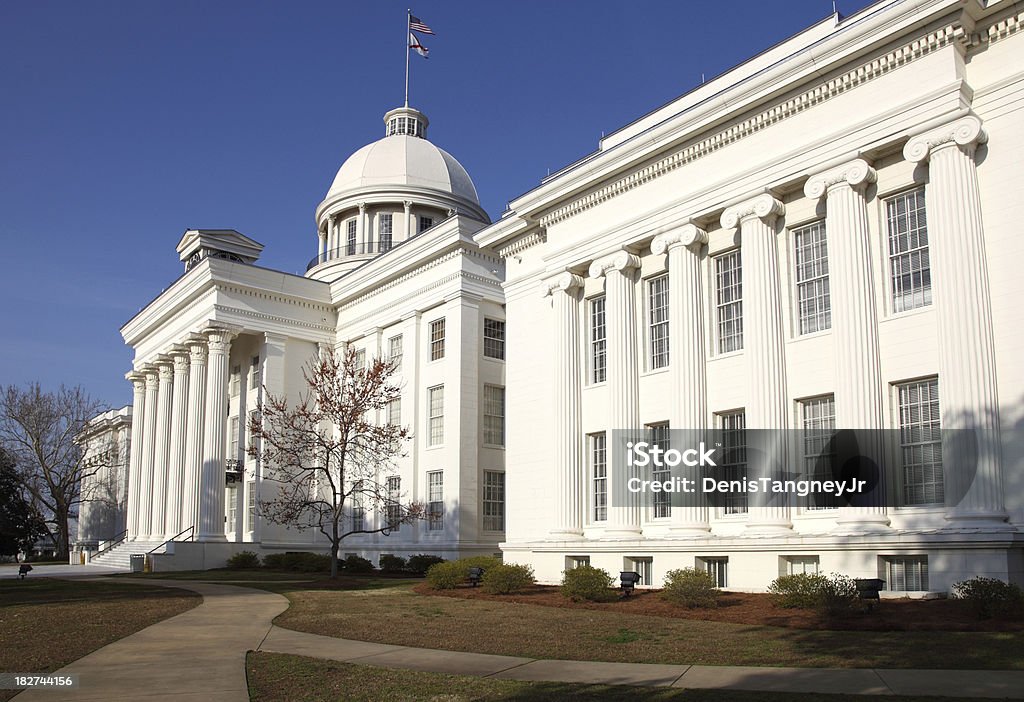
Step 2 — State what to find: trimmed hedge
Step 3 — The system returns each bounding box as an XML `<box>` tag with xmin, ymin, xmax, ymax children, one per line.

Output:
<box><xmin>662</xmin><ymin>568</ymin><xmax>720</xmax><ymax>609</ymax></box>
<box><xmin>342</xmin><ymin>554</ymin><xmax>375</xmax><ymax>573</ymax></box>
<box><xmin>481</xmin><ymin>563</ymin><xmax>535</xmax><ymax>595</ymax></box>
<box><xmin>262</xmin><ymin>552</ymin><xmax>331</xmax><ymax>573</ymax></box>
<box><xmin>406</xmin><ymin>554</ymin><xmax>445</xmax><ymax>576</ymax></box>
<box><xmin>226</xmin><ymin>551</ymin><xmax>260</xmax><ymax>570</ymax></box>
<box><xmin>561</xmin><ymin>565</ymin><xmax>616</xmax><ymax>602</ymax></box>
<box><xmin>767</xmin><ymin>573</ymin><xmax>829</xmax><ymax>609</ymax></box>
<box><xmin>378</xmin><ymin>554</ymin><xmax>407</xmax><ymax>573</ymax></box>
<box><xmin>953</xmin><ymin>576</ymin><xmax>1024</xmax><ymax>620</ymax></box>
<box><xmin>425</xmin><ymin>556</ymin><xmax>504</xmax><ymax>589</ymax></box>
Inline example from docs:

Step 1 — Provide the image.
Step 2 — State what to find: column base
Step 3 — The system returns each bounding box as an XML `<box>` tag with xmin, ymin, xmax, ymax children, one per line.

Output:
<box><xmin>831</xmin><ymin>512</ymin><xmax>892</xmax><ymax>535</ymax></box>
<box><xmin>600</xmin><ymin>527</ymin><xmax>643</xmax><ymax>540</ymax></box>
<box><xmin>944</xmin><ymin>510</ymin><xmax>1014</xmax><ymax>530</ymax></box>
<box><xmin>667</xmin><ymin>524</ymin><xmax>712</xmax><ymax>537</ymax></box>
<box><xmin>548</xmin><ymin>529</ymin><xmax>585</xmax><ymax>541</ymax></box>
<box><xmin>744</xmin><ymin>520</ymin><xmax>793</xmax><ymax>535</ymax></box>
<box><xmin>196</xmin><ymin>534</ymin><xmax>228</xmax><ymax>543</ymax></box>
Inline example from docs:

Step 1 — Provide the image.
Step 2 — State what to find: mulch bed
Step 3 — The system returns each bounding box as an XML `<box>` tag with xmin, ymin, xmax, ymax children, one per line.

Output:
<box><xmin>414</xmin><ymin>583</ymin><xmax>1024</xmax><ymax>632</ymax></box>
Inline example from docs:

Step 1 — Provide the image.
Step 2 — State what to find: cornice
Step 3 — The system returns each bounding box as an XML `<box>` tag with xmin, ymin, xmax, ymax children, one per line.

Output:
<box><xmin>495</xmin><ymin>230</ymin><xmax>547</xmax><ymax>259</ymax></box>
<box><xmin>804</xmin><ymin>158</ymin><xmax>877</xmax><ymax>199</ymax></box>
<box><xmin>903</xmin><ymin>113</ymin><xmax>987</xmax><ymax>162</ymax></box>
<box><xmin>211</xmin><ymin>304</ymin><xmax>334</xmax><ymax>334</ymax></box>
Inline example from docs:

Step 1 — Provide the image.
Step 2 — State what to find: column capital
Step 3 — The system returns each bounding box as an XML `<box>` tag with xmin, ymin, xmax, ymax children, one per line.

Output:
<box><xmin>169</xmin><ymin>347</ymin><xmax>190</xmax><ymax>373</ymax></box>
<box><xmin>202</xmin><ymin>324</ymin><xmax>240</xmax><ymax>353</ymax></box>
<box><xmin>541</xmin><ymin>271</ymin><xmax>584</xmax><ymax>297</ymax></box>
<box><xmin>125</xmin><ymin>371</ymin><xmax>147</xmax><ymax>388</ymax></box>
<box><xmin>804</xmin><ymin>158</ymin><xmax>876</xmax><ymax>199</ymax></box>
<box><xmin>721</xmin><ymin>193</ymin><xmax>784</xmax><ymax>229</ymax></box>
<box><xmin>588</xmin><ymin>250</ymin><xmax>640</xmax><ymax>279</ymax></box>
<box><xmin>403</xmin><ymin>200</ymin><xmax>412</xmax><ymax>211</ymax></box>
<box><xmin>357</xmin><ymin>201</ymin><xmax>367</xmax><ymax>213</ymax></box>
<box><xmin>143</xmin><ymin>366</ymin><xmax>160</xmax><ymax>387</ymax></box>
<box><xmin>156</xmin><ymin>357</ymin><xmax>175</xmax><ymax>381</ymax></box>
<box><xmin>903</xmin><ymin>114</ymin><xmax>987</xmax><ymax>163</ymax></box>
<box><xmin>651</xmin><ymin>223</ymin><xmax>707</xmax><ymax>255</ymax></box>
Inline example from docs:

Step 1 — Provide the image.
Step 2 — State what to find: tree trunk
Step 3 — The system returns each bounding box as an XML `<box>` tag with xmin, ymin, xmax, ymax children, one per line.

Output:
<box><xmin>55</xmin><ymin>505</ymin><xmax>70</xmax><ymax>559</ymax></box>
<box><xmin>330</xmin><ymin>519</ymin><xmax>339</xmax><ymax>578</ymax></box>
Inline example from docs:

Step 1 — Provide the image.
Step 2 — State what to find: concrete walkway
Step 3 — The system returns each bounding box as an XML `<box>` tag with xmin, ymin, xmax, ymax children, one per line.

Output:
<box><xmin>15</xmin><ymin>575</ymin><xmax>1024</xmax><ymax>700</ymax></box>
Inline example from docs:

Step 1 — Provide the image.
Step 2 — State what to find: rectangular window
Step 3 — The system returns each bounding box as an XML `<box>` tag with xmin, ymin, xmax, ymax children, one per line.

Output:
<box><xmin>229</xmin><ymin>416</ymin><xmax>240</xmax><ymax>460</ymax></box>
<box><xmin>428</xmin><ymin>471</ymin><xmax>443</xmax><ymax>530</ymax></box>
<box><xmin>591</xmin><ymin>433</ymin><xmax>607</xmax><ymax>522</ymax></box>
<box><xmin>648</xmin><ymin>275</ymin><xmax>670</xmax><ymax>369</ymax></box>
<box><xmin>346</xmin><ymin>219</ymin><xmax>357</xmax><ymax>256</ymax></box>
<box><xmin>794</xmin><ymin>221</ymin><xmax>831</xmax><ymax>334</ymax></box>
<box><xmin>387</xmin><ymin>398</ymin><xmax>401</xmax><ymax>426</ymax></box>
<box><xmin>226</xmin><ymin>486</ymin><xmax>237</xmax><ymax>532</ymax></box>
<box><xmin>715</xmin><ymin>251</ymin><xmax>743</xmax><ymax>353</ymax></box>
<box><xmin>350</xmin><ymin>500</ymin><xmax>365</xmax><ymax>532</ymax></box>
<box><xmin>590</xmin><ymin>296</ymin><xmax>607</xmax><ymax>383</ymax></box>
<box><xmin>379</xmin><ymin>213</ymin><xmax>393</xmax><ymax>252</ymax></box>
<box><xmin>483</xmin><ymin>318</ymin><xmax>506</xmax><ymax>360</ymax></box>
<box><xmin>354</xmin><ymin>348</ymin><xmax>366</xmax><ymax>369</ymax></box>
<box><xmin>388</xmin><ymin>335</ymin><xmax>403</xmax><ymax>371</ymax></box>
<box><xmin>429</xmin><ymin>318</ymin><xmax>445</xmax><ymax>361</ymax></box>
<box><xmin>246</xmin><ymin>480</ymin><xmax>256</xmax><ymax>532</ymax></box>
<box><xmin>483</xmin><ymin>471</ymin><xmax>505</xmax><ymax>531</ymax></box>
<box><xmin>230</xmin><ymin>364</ymin><xmax>241</xmax><ymax>396</ymax></box>
<box><xmin>801</xmin><ymin>396</ymin><xmax>836</xmax><ymax>510</ymax></box>
<box><xmin>783</xmin><ymin>555</ymin><xmax>820</xmax><ymax>576</ymax></box>
<box><xmin>249</xmin><ymin>355</ymin><xmax>260</xmax><ymax>390</ymax></box>
<box><xmin>717</xmin><ymin>411</ymin><xmax>747</xmax><ymax>515</ymax></box>
<box><xmin>648</xmin><ymin>423</ymin><xmax>671</xmax><ymax>519</ymax></box>
<box><xmin>483</xmin><ymin>385</ymin><xmax>505</xmax><ymax>446</ymax></box>
<box><xmin>419</xmin><ymin>216</ymin><xmax>433</xmax><ymax>233</ymax></box>
<box><xmin>567</xmin><ymin>556</ymin><xmax>590</xmax><ymax>569</ymax></box>
<box><xmin>887</xmin><ymin>189</ymin><xmax>931</xmax><ymax>312</ymax></box>
<box><xmin>898</xmin><ymin>378</ymin><xmax>943</xmax><ymax>506</ymax></box>
<box><xmin>885</xmin><ymin>556</ymin><xmax>929</xmax><ymax>591</ymax></box>
<box><xmin>427</xmin><ymin>385</ymin><xmax>444</xmax><ymax>446</ymax></box>
<box><xmin>700</xmin><ymin>557</ymin><xmax>729</xmax><ymax>587</ymax></box>
<box><xmin>626</xmin><ymin>557</ymin><xmax>653</xmax><ymax>586</ymax></box>
<box><xmin>385</xmin><ymin>476</ymin><xmax>401</xmax><ymax>531</ymax></box>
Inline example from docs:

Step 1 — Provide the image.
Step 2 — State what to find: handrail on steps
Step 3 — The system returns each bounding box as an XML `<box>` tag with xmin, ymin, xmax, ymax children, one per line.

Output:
<box><xmin>147</xmin><ymin>525</ymin><xmax>195</xmax><ymax>555</ymax></box>
<box><xmin>94</xmin><ymin>529</ymin><xmax>128</xmax><ymax>558</ymax></box>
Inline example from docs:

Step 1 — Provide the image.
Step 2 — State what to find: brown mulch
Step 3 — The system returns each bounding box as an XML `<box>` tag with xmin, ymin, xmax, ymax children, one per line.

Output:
<box><xmin>413</xmin><ymin>583</ymin><xmax>1024</xmax><ymax>632</ymax></box>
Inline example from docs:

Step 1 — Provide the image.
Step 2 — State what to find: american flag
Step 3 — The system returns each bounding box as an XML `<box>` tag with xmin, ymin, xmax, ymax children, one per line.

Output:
<box><xmin>409</xmin><ymin>15</ymin><xmax>434</xmax><ymax>35</ymax></box>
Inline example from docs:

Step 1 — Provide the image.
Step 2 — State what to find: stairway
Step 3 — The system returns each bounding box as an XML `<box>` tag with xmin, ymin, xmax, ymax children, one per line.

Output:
<box><xmin>88</xmin><ymin>539</ymin><xmax>168</xmax><ymax>570</ymax></box>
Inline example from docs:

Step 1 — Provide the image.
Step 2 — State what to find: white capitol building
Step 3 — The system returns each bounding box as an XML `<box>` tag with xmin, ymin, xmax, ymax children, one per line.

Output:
<box><xmin>79</xmin><ymin>0</ymin><xmax>1024</xmax><ymax>593</ymax></box>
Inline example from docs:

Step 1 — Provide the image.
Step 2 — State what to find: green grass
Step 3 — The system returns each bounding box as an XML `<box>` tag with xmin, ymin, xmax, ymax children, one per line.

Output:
<box><xmin>117</xmin><ymin>568</ymin><xmax>326</xmax><ymax>582</ymax></box>
<box><xmin>246</xmin><ymin>651</ymin><xmax>1001</xmax><ymax>702</ymax></box>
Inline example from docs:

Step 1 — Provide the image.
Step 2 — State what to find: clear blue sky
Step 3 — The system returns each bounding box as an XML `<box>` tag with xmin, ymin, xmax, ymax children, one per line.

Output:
<box><xmin>0</xmin><ymin>0</ymin><xmax>874</xmax><ymax>409</ymax></box>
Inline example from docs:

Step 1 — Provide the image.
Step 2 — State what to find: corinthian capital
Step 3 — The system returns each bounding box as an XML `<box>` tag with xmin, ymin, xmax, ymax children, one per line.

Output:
<box><xmin>651</xmin><ymin>223</ymin><xmax>707</xmax><ymax>255</ymax></box>
<box><xmin>203</xmin><ymin>325</ymin><xmax>239</xmax><ymax>354</ymax></box>
<box><xmin>720</xmin><ymin>193</ymin><xmax>785</xmax><ymax>229</ymax></box>
<box><xmin>125</xmin><ymin>371</ymin><xmax>147</xmax><ymax>390</ymax></box>
<box><xmin>541</xmin><ymin>271</ymin><xmax>584</xmax><ymax>298</ymax></box>
<box><xmin>903</xmin><ymin>115</ymin><xmax>987</xmax><ymax>163</ymax></box>
<box><xmin>588</xmin><ymin>250</ymin><xmax>640</xmax><ymax>279</ymax></box>
<box><xmin>804</xmin><ymin>158</ymin><xmax>876</xmax><ymax>199</ymax></box>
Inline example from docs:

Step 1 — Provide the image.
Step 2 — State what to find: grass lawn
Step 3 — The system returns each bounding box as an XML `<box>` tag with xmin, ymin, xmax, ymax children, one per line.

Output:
<box><xmin>118</xmin><ymin>568</ymin><xmax>326</xmax><ymax>582</ymax></box>
<box><xmin>0</xmin><ymin>577</ymin><xmax>201</xmax><ymax>702</ymax></box>
<box><xmin>246</xmin><ymin>651</ymin><xmax>1001</xmax><ymax>702</ymax></box>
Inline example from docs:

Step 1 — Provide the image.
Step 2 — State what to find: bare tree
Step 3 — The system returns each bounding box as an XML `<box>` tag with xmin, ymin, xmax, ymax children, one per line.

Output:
<box><xmin>248</xmin><ymin>348</ymin><xmax>421</xmax><ymax>578</ymax></box>
<box><xmin>0</xmin><ymin>384</ymin><xmax>106</xmax><ymax>559</ymax></box>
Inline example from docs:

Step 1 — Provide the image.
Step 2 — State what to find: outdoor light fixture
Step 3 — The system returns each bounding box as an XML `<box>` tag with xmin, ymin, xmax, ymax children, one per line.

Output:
<box><xmin>619</xmin><ymin>571</ymin><xmax>641</xmax><ymax>596</ymax></box>
<box><xmin>467</xmin><ymin>566</ymin><xmax>484</xmax><ymax>587</ymax></box>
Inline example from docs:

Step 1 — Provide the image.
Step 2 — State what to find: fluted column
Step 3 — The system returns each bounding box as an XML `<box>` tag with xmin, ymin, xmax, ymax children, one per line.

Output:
<box><xmin>652</xmin><ymin>223</ymin><xmax>711</xmax><ymax>534</ymax></box>
<box><xmin>125</xmin><ymin>372</ymin><xmax>147</xmax><ymax>539</ymax></box>
<box><xmin>182</xmin><ymin>338</ymin><xmax>207</xmax><ymax>535</ymax></box>
<box><xmin>904</xmin><ymin>115</ymin><xmax>1008</xmax><ymax>526</ymax></box>
<box><xmin>543</xmin><ymin>272</ymin><xmax>585</xmax><ymax>538</ymax></box>
<box><xmin>403</xmin><ymin>200</ymin><xmax>413</xmax><ymax>239</ymax></box>
<box><xmin>164</xmin><ymin>348</ymin><xmax>190</xmax><ymax>539</ymax></box>
<box><xmin>805</xmin><ymin>159</ymin><xmax>890</xmax><ymax>531</ymax></box>
<box><xmin>589</xmin><ymin>251</ymin><xmax>642</xmax><ymax>537</ymax></box>
<box><xmin>318</xmin><ymin>225</ymin><xmax>326</xmax><ymax>260</ymax></box>
<box><xmin>357</xmin><ymin>202</ymin><xmax>367</xmax><ymax>249</ymax></box>
<box><xmin>198</xmin><ymin>327</ymin><xmax>236</xmax><ymax>542</ymax></box>
<box><xmin>721</xmin><ymin>194</ymin><xmax>791</xmax><ymax>533</ymax></box>
<box><xmin>150</xmin><ymin>358</ymin><xmax>174</xmax><ymax>540</ymax></box>
<box><xmin>138</xmin><ymin>368</ymin><xmax>160</xmax><ymax>540</ymax></box>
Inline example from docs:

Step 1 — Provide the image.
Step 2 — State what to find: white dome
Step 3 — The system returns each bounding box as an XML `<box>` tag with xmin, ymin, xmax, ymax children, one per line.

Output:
<box><xmin>325</xmin><ymin>135</ymin><xmax>481</xmax><ymax>206</ymax></box>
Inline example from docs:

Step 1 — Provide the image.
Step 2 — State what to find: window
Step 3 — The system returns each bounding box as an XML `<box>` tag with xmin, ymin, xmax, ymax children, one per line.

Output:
<box><xmin>350</xmin><ymin>498</ymin><xmax>365</xmax><ymax>532</ymax></box>
<box><xmin>427</xmin><ymin>385</ymin><xmax>444</xmax><ymax>446</ymax></box>
<box><xmin>590</xmin><ymin>296</ymin><xmax>607</xmax><ymax>383</ymax></box>
<box><xmin>389</xmin><ymin>335</ymin><xmax>403</xmax><ymax>371</ymax></box>
<box><xmin>715</xmin><ymin>251</ymin><xmax>743</xmax><ymax>353</ymax></box>
<box><xmin>429</xmin><ymin>318</ymin><xmax>445</xmax><ymax>360</ymax></box>
<box><xmin>483</xmin><ymin>471</ymin><xmax>505</xmax><ymax>531</ymax></box>
<box><xmin>887</xmin><ymin>189</ymin><xmax>931</xmax><ymax>312</ymax></box>
<box><xmin>230</xmin><ymin>364</ymin><xmax>241</xmax><ymax>396</ymax></box>
<box><xmin>591</xmin><ymin>433</ymin><xmax>607</xmax><ymax>522</ymax></box>
<box><xmin>483</xmin><ymin>385</ymin><xmax>505</xmax><ymax>446</ymax></box>
<box><xmin>346</xmin><ymin>219</ymin><xmax>357</xmax><ymax>256</ymax></box>
<box><xmin>247</xmin><ymin>409</ymin><xmax>260</xmax><ymax>458</ymax></box>
<box><xmin>387</xmin><ymin>398</ymin><xmax>401</xmax><ymax>426</ymax></box>
<box><xmin>647</xmin><ymin>423</ymin><xmax>671</xmax><ymax>519</ymax></box>
<box><xmin>229</xmin><ymin>416</ymin><xmax>240</xmax><ymax>460</ymax></box>
<box><xmin>567</xmin><ymin>556</ymin><xmax>590</xmax><ymax>569</ymax></box>
<box><xmin>249</xmin><ymin>355</ymin><xmax>260</xmax><ymax>390</ymax></box>
<box><xmin>700</xmin><ymin>557</ymin><xmax>729</xmax><ymax>587</ymax></box>
<box><xmin>385</xmin><ymin>476</ymin><xmax>401</xmax><ymax>531</ymax></box>
<box><xmin>885</xmin><ymin>556</ymin><xmax>929</xmax><ymax>591</ymax></box>
<box><xmin>648</xmin><ymin>275</ymin><xmax>670</xmax><ymax>369</ymax></box>
<box><xmin>626</xmin><ymin>557</ymin><xmax>653</xmax><ymax>586</ymax></box>
<box><xmin>800</xmin><ymin>396</ymin><xmax>836</xmax><ymax>510</ymax></box>
<box><xmin>379</xmin><ymin>213</ymin><xmax>393</xmax><ymax>252</ymax></box>
<box><xmin>246</xmin><ymin>480</ymin><xmax>256</xmax><ymax>531</ymax></box>
<box><xmin>354</xmin><ymin>348</ymin><xmax>366</xmax><ymax>369</ymax></box>
<box><xmin>483</xmin><ymin>318</ymin><xmax>505</xmax><ymax>360</ymax></box>
<box><xmin>782</xmin><ymin>555</ymin><xmax>820</xmax><ymax>576</ymax></box>
<box><xmin>419</xmin><ymin>216</ymin><xmax>433</xmax><ymax>233</ymax></box>
<box><xmin>428</xmin><ymin>471</ymin><xmax>444</xmax><ymax>530</ymax></box>
<box><xmin>794</xmin><ymin>221</ymin><xmax>831</xmax><ymax>334</ymax></box>
<box><xmin>226</xmin><ymin>486</ymin><xmax>237</xmax><ymax>532</ymax></box>
<box><xmin>717</xmin><ymin>411</ymin><xmax>747</xmax><ymax>515</ymax></box>
<box><xmin>898</xmin><ymin>378</ymin><xmax>943</xmax><ymax>506</ymax></box>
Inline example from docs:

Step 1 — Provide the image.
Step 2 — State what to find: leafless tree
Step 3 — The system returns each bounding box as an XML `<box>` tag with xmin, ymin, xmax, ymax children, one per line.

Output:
<box><xmin>248</xmin><ymin>348</ymin><xmax>421</xmax><ymax>577</ymax></box>
<box><xmin>0</xmin><ymin>384</ymin><xmax>106</xmax><ymax>559</ymax></box>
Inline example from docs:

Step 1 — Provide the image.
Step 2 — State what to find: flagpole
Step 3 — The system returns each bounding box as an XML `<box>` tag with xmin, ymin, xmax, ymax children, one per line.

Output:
<box><xmin>404</xmin><ymin>9</ymin><xmax>411</xmax><ymax>107</ymax></box>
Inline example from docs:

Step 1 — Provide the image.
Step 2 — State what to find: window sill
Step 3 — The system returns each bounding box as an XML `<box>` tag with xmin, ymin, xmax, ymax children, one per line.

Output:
<box><xmin>881</xmin><ymin>305</ymin><xmax>934</xmax><ymax>323</ymax></box>
<box><xmin>709</xmin><ymin>349</ymin><xmax>744</xmax><ymax>361</ymax></box>
<box><xmin>641</xmin><ymin>367</ymin><xmax>671</xmax><ymax>378</ymax></box>
<box><xmin>788</xmin><ymin>328</ymin><xmax>832</xmax><ymax>343</ymax></box>
<box><xmin>482</xmin><ymin>444</ymin><xmax>506</xmax><ymax>451</ymax></box>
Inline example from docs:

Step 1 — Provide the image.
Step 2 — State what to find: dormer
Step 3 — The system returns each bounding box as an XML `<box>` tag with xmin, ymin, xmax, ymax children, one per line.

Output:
<box><xmin>176</xmin><ymin>229</ymin><xmax>264</xmax><ymax>272</ymax></box>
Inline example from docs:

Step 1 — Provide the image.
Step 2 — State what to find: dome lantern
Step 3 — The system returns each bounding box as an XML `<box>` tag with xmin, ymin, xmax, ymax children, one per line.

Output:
<box><xmin>384</xmin><ymin>106</ymin><xmax>428</xmax><ymax>139</ymax></box>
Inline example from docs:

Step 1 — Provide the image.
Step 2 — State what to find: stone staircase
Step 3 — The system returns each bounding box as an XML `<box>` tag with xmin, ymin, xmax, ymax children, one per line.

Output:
<box><xmin>88</xmin><ymin>539</ymin><xmax>168</xmax><ymax>570</ymax></box>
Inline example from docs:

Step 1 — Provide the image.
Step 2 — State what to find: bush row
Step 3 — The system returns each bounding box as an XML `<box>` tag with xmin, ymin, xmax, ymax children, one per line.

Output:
<box><xmin>225</xmin><ymin>550</ymin><xmax>447</xmax><ymax>575</ymax></box>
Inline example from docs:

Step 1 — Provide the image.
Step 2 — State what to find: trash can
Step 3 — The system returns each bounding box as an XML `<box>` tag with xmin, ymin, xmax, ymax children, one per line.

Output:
<box><xmin>130</xmin><ymin>554</ymin><xmax>145</xmax><ymax>573</ymax></box>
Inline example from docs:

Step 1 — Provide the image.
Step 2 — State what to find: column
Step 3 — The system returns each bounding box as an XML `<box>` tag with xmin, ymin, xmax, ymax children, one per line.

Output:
<box><xmin>150</xmin><ymin>357</ymin><xmax>174</xmax><ymax>541</ymax></box>
<box><xmin>125</xmin><ymin>372</ymin><xmax>147</xmax><ymax>539</ymax></box>
<box><xmin>164</xmin><ymin>348</ymin><xmax>190</xmax><ymax>539</ymax></box>
<box><xmin>403</xmin><ymin>200</ymin><xmax>413</xmax><ymax>240</ymax></box>
<box><xmin>328</xmin><ymin>216</ymin><xmax>337</xmax><ymax>256</ymax></box>
<box><xmin>805</xmin><ymin>158</ymin><xmax>890</xmax><ymax>531</ymax></box>
<box><xmin>904</xmin><ymin>115</ymin><xmax>1008</xmax><ymax>526</ymax></box>
<box><xmin>318</xmin><ymin>223</ymin><xmax>327</xmax><ymax>261</ymax></box>
<box><xmin>357</xmin><ymin>202</ymin><xmax>367</xmax><ymax>251</ymax></box>
<box><xmin>139</xmin><ymin>368</ymin><xmax>160</xmax><ymax>540</ymax></box>
<box><xmin>182</xmin><ymin>338</ymin><xmax>208</xmax><ymax>535</ymax></box>
<box><xmin>652</xmin><ymin>223</ymin><xmax>711</xmax><ymax>534</ymax></box>
<box><xmin>198</xmin><ymin>327</ymin><xmax>236</xmax><ymax>542</ymax></box>
<box><xmin>543</xmin><ymin>272</ymin><xmax>585</xmax><ymax>538</ymax></box>
<box><xmin>721</xmin><ymin>194</ymin><xmax>792</xmax><ymax>533</ymax></box>
<box><xmin>589</xmin><ymin>251</ymin><xmax>642</xmax><ymax>537</ymax></box>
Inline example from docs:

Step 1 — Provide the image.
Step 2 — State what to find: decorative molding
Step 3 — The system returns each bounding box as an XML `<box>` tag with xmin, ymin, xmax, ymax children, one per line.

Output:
<box><xmin>541</xmin><ymin>271</ymin><xmax>584</xmax><ymax>298</ymax></box>
<box><xmin>721</xmin><ymin>193</ymin><xmax>785</xmax><ymax>229</ymax></box>
<box><xmin>804</xmin><ymin>158</ymin><xmax>877</xmax><ymax>199</ymax></box>
<box><xmin>211</xmin><ymin>305</ymin><xmax>333</xmax><ymax>334</ymax></box>
<box><xmin>903</xmin><ymin>114</ymin><xmax>987</xmax><ymax>163</ymax></box>
<box><xmin>588</xmin><ymin>250</ymin><xmax>641</xmax><ymax>279</ymax></box>
<box><xmin>982</xmin><ymin>7</ymin><xmax>1024</xmax><ymax>45</ymax></box>
<box><xmin>495</xmin><ymin>230</ymin><xmax>547</xmax><ymax>258</ymax></box>
<box><xmin>651</xmin><ymin>223</ymin><xmax>707</xmax><ymax>254</ymax></box>
<box><xmin>203</xmin><ymin>326</ymin><xmax>237</xmax><ymax>353</ymax></box>
<box><xmin>339</xmin><ymin>271</ymin><xmax>501</xmax><ymax>330</ymax></box>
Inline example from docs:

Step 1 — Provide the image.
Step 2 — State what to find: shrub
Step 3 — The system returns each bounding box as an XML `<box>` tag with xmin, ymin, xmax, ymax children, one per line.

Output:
<box><xmin>342</xmin><ymin>555</ymin><xmax>375</xmax><ymax>573</ymax></box>
<box><xmin>425</xmin><ymin>560</ymin><xmax>464</xmax><ymax>589</ymax></box>
<box><xmin>378</xmin><ymin>554</ymin><xmax>407</xmax><ymax>574</ymax></box>
<box><xmin>263</xmin><ymin>552</ymin><xmax>331</xmax><ymax>573</ymax></box>
<box><xmin>458</xmin><ymin>555</ymin><xmax>503</xmax><ymax>572</ymax></box>
<box><xmin>953</xmin><ymin>577</ymin><xmax>1024</xmax><ymax>620</ymax></box>
<box><xmin>481</xmin><ymin>563</ymin><xmax>535</xmax><ymax>595</ymax></box>
<box><xmin>661</xmin><ymin>568</ymin><xmax>720</xmax><ymax>609</ymax></box>
<box><xmin>561</xmin><ymin>565</ymin><xmax>616</xmax><ymax>602</ymax></box>
<box><xmin>819</xmin><ymin>573</ymin><xmax>859</xmax><ymax>616</ymax></box>
<box><xmin>768</xmin><ymin>573</ymin><xmax>829</xmax><ymax>609</ymax></box>
<box><xmin>406</xmin><ymin>554</ymin><xmax>445</xmax><ymax>576</ymax></box>
<box><xmin>226</xmin><ymin>551</ymin><xmax>260</xmax><ymax>570</ymax></box>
